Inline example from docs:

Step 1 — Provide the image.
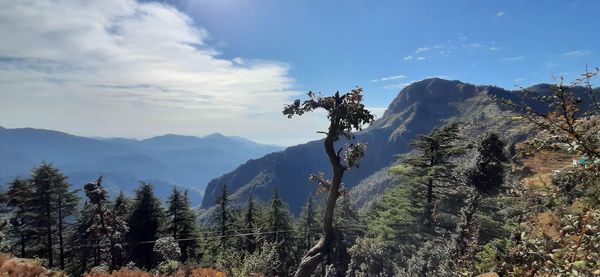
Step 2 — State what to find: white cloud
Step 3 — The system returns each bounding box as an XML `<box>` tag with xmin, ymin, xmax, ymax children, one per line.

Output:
<box><xmin>562</xmin><ymin>50</ymin><xmax>591</xmax><ymax>57</ymax></box>
<box><xmin>502</xmin><ymin>56</ymin><xmax>525</xmax><ymax>61</ymax></box>
<box><xmin>384</xmin><ymin>75</ymin><xmax>451</xmax><ymax>90</ymax></box>
<box><xmin>404</xmin><ymin>55</ymin><xmax>414</xmax><ymax>61</ymax></box>
<box><xmin>489</xmin><ymin>47</ymin><xmax>502</xmax><ymax>51</ymax></box>
<box><xmin>0</xmin><ymin>0</ymin><xmax>324</xmax><ymax>145</ymax></box>
<box><xmin>372</xmin><ymin>75</ymin><xmax>406</xmax><ymax>82</ymax></box>
<box><xmin>496</xmin><ymin>11</ymin><xmax>506</xmax><ymax>17</ymax></box>
<box><xmin>462</xmin><ymin>42</ymin><xmax>483</xmax><ymax>49</ymax></box>
<box><xmin>414</xmin><ymin>47</ymin><xmax>431</xmax><ymax>54</ymax></box>
<box><xmin>416</xmin><ymin>56</ymin><xmax>427</xmax><ymax>60</ymax></box>
<box><xmin>384</xmin><ymin>83</ymin><xmax>411</xmax><ymax>90</ymax></box>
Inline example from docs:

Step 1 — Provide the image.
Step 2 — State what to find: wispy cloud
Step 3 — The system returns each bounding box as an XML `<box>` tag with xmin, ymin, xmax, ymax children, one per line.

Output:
<box><xmin>502</xmin><ymin>56</ymin><xmax>525</xmax><ymax>61</ymax></box>
<box><xmin>384</xmin><ymin>83</ymin><xmax>411</xmax><ymax>90</ymax></box>
<box><xmin>371</xmin><ymin>75</ymin><xmax>406</xmax><ymax>82</ymax></box>
<box><xmin>0</xmin><ymin>0</ymin><xmax>323</xmax><ymax>144</ymax></box>
<box><xmin>562</xmin><ymin>50</ymin><xmax>591</xmax><ymax>57</ymax></box>
<box><xmin>383</xmin><ymin>75</ymin><xmax>451</xmax><ymax>90</ymax></box>
<box><xmin>414</xmin><ymin>47</ymin><xmax>431</xmax><ymax>54</ymax></box>
<box><xmin>496</xmin><ymin>11</ymin><xmax>506</xmax><ymax>17</ymax></box>
<box><xmin>462</xmin><ymin>43</ymin><xmax>484</xmax><ymax>49</ymax></box>
<box><xmin>405</xmin><ymin>37</ymin><xmax>502</xmax><ymax>61</ymax></box>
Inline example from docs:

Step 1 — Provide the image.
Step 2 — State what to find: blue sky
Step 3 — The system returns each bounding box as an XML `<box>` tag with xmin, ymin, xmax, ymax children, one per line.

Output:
<box><xmin>161</xmin><ymin>0</ymin><xmax>599</xmax><ymax>108</ymax></box>
<box><xmin>0</xmin><ymin>0</ymin><xmax>598</xmax><ymax>145</ymax></box>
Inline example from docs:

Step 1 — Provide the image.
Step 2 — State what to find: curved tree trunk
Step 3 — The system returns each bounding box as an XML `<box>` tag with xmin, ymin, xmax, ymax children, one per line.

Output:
<box><xmin>294</xmin><ymin>121</ymin><xmax>345</xmax><ymax>277</ymax></box>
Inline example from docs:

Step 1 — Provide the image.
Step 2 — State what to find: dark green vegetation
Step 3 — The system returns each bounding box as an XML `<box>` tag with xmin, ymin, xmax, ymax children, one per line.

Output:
<box><xmin>1</xmin><ymin>70</ymin><xmax>600</xmax><ymax>276</ymax></box>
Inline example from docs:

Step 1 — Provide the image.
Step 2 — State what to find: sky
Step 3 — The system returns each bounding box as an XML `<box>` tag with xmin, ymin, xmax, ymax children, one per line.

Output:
<box><xmin>0</xmin><ymin>0</ymin><xmax>599</xmax><ymax>145</ymax></box>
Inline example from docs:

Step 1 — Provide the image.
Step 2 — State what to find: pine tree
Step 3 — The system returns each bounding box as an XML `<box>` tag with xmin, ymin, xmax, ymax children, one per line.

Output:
<box><xmin>69</xmin><ymin>177</ymin><xmax>129</xmax><ymax>275</ymax></box>
<box><xmin>266</xmin><ymin>189</ymin><xmax>295</xmax><ymax>275</ymax></box>
<box><xmin>393</xmin><ymin>122</ymin><xmax>464</xmax><ymax>230</ymax></box>
<box><xmin>214</xmin><ymin>184</ymin><xmax>232</xmax><ymax>249</ymax></box>
<box><xmin>69</xmin><ymin>201</ymin><xmax>94</xmax><ymax>276</ymax></box>
<box><xmin>5</xmin><ymin>178</ymin><xmax>34</xmax><ymax>257</ymax></box>
<box><xmin>328</xmin><ymin>196</ymin><xmax>363</xmax><ymax>275</ymax></box>
<box><xmin>297</xmin><ymin>197</ymin><xmax>319</xmax><ymax>255</ymax></box>
<box><xmin>127</xmin><ymin>182</ymin><xmax>165</xmax><ymax>269</ymax></box>
<box><xmin>242</xmin><ymin>195</ymin><xmax>259</xmax><ymax>253</ymax></box>
<box><xmin>452</xmin><ymin>133</ymin><xmax>507</xmax><ymax>259</ymax></box>
<box><xmin>111</xmin><ymin>191</ymin><xmax>131</xmax><ymax>268</ymax></box>
<box><xmin>54</xmin><ymin>172</ymin><xmax>79</xmax><ymax>270</ymax></box>
<box><xmin>166</xmin><ymin>188</ymin><xmax>199</xmax><ymax>261</ymax></box>
<box><xmin>29</xmin><ymin>162</ymin><xmax>78</xmax><ymax>269</ymax></box>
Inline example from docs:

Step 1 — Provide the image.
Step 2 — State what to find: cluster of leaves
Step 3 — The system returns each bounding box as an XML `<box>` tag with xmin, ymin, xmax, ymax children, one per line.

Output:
<box><xmin>506</xmin><ymin>67</ymin><xmax>600</xmax><ymax>163</ymax></box>
<box><xmin>214</xmin><ymin>233</ymin><xmax>279</xmax><ymax>277</ymax></box>
<box><xmin>283</xmin><ymin>87</ymin><xmax>374</xmax><ymax>140</ymax></box>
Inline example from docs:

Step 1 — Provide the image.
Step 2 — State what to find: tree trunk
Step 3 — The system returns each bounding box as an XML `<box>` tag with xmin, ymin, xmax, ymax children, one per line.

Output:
<box><xmin>294</xmin><ymin>122</ymin><xmax>345</xmax><ymax>277</ymax></box>
<box><xmin>46</xmin><ymin>199</ymin><xmax>53</xmax><ymax>268</ymax></box>
<box><xmin>58</xmin><ymin>196</ymin><xmax>65</xmax><ymax>270</ymax></box>
<box><xmin>424</xmin><ymin>179</ymin><xmax>434</xmax><ymax>229</ymax></box>
<box><xmin>20</xmin><ymin>232</ymin><xmax>25</xmax><ymax>257</ymax></box>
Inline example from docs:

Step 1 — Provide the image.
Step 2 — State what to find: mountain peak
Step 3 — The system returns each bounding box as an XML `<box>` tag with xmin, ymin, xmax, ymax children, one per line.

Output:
<box><xmin>379</xmin><ymin>78</ymin><xmax>476</xmax><ymax>122</ymax></box>
<box><xmin>203</xmin><ymin>133</ymin><xmax>227</xmax><ymax>139</ymax></box>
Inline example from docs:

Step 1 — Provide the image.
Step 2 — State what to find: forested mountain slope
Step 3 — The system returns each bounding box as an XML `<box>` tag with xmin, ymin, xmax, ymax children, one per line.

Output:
<box><xmin>202</xmin><ymin>78</ymin><xmax>538</xmax><ymax>213</ymax></box>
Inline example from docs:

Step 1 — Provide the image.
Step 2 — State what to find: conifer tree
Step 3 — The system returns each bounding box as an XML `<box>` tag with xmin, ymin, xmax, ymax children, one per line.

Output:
<box><xmin>111</xmin><ymin>191</ymin><xmax>131</xmax><ymax>268</ymax></box>
<box><xmin>392</xmin><ymin>122</ymin><xmax>464</xmax><ymax>230</ymax></box>
<box><xmin>214</xmin><ymin>184</ymin><xmax>232</xmax><ymax>249</ymax></box>
<box><xmin>127</xmin><ymin>182</ymin><xmax>165</xmax><ymax>269</ymax></box>
<box><xmin>5</xmin><ymin>178</ymin><xmax>34</xmax><ymax>257</ymax></box>
<box><xmin>242</xmin><ymin>195</ymin><xmax>259</xmax><ymax>253</ymax></box>
<box><xmin>69</xmin><ymin>201</ymin><xmax>94</xmax><ymax>275</ymax></box>
<box><xmin>328</xmin><ymin>196</ymin><xmax>363</xmax><ymax>275</ymax></box>
<box><xmin>266</xmin><ymin>189</ymin><xmax>295</xmax><ymax>275</ymax></box>
<box><xmin>166</xmin><ymin>188</ymin><xmax>199</xmax><ymax>261</ymax></box>
<box><xmin>297</xmin><ymin>197</ymin><xmax>319</xmax><ymax>255</ymax></box>
<box><xmin>452</xmin><ymin>133</ymin><xmax>507</xmax><ymax>259</ymax></box>
<box><xmin>29</xmin><ymin>162</ymin><xmax>78</xmax><ymax>269</ymax></box>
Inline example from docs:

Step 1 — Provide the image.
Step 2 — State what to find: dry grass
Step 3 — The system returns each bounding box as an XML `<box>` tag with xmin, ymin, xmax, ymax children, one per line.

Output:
<box><xmin>0</xmin><ymin>253</ymin><xmax>66</xmax><ymax>277</ymax></box>
<box><xmin>84</xmin><ymin>268</ymin><xmax>226</xmax><ymax>277</ymax></box>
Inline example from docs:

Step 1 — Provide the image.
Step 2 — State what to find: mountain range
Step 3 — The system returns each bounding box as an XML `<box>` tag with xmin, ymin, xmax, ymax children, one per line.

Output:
<box><xmin>0</xmin><ymin>129</ymin><xmax>281</xmax><ymax>206</ymax></box>
<box><xmin>201</xmin><ymin>78</ymin><xmax>568</xmax><ymax>214</ymax></box>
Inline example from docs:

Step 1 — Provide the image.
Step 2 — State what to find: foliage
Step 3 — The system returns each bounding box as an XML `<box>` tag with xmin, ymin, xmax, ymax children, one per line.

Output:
<box><xmin>346</xmin><ymin>237</ymin><xmax>398</xmax><ymax>277</ymax></box>
<box><xmin>0</xmin><ymin>253</ymin><xmax>67</xmax><ymax>277</ymax></box>
<box><xmin>153</xmin><ymin>237</ymin><xmax>181</xmax><ymax>262</ymax></box>
<box><xmin>127</xmin><ymin>182</ymin><xmax>165</xmax><ymax>270</ymax></box>
<box><xmin>84</xmin><ymin>267</ymin><xmax>226</xmax><ymax>277</ymax></box>
<box><xmin>283</xmin><ymin>87</ymin><xmax>374</xmax><ymax>277</ymax></box>
<box><xmin>391</xmin><ymin>122</ymin><xmax>465</xmax><ymax>229</ymax></box>
<box><xmin>265</xmin><ymin>189</ymin><xmax>296</xmax><ymax>275</ymax></box>
<box><xmin>215</xmin><ymin>233</ymin><xmax>279</xmax><ymax>277</ymax></box>
<box><xmin>166</xmin><ymin>188</ymin><xmax>199</xmax><ymax>261</ymax></box>
<box><xmin>214</xmin><ymin>184</ymin><xmax>233</xmax><ymax>249</ymax></box>
<box><xmin>507</xmin><ymin>67</ymin><xmax>600</xmax><ymax>162</ymax></box>
<box><xmin>27</xmin><ymin>162</ymin><xmax>79</xmax><ymax>269</ymax></box>
<box><xmin>71</xmin><ymin>177</ymin><xmax>129</xmax><ymax>275</ymax></box>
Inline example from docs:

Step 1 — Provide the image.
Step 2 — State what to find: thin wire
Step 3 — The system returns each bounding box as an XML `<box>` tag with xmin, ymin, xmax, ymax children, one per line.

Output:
<box><xmin>70</xmin><ymin>225</ymin><xmax>368</xmax><ymax>248</ymax></box>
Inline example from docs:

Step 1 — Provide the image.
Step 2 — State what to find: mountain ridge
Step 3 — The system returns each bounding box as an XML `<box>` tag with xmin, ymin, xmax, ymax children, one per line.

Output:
<box><xmin>0</xmin><ymin>128</ymin><xmax>282</xmax><ymax>205</ymax></box>
<box><xmin>200</xmin><ymin>78</ymin><xmax>541</xmax><ymax>213</ymax></box>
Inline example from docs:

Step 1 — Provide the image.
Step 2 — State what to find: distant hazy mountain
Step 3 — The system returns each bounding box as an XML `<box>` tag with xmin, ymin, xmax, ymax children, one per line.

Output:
<box><xmin>201</xmin><ymin>78</ymin><xmax>565</xmax><ymax>214</ymax></box>
<box><xmin>0</xmin><ymin>129</ymin><xmax>282</xmax><ymax>206</ymax></box>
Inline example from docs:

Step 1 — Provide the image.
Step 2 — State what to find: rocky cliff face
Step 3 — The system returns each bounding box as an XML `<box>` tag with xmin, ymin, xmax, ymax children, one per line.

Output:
<box><xmin>200</xmin><ymin>78</ymin><xmax>534</xmax><ymax>213</ymax></box>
